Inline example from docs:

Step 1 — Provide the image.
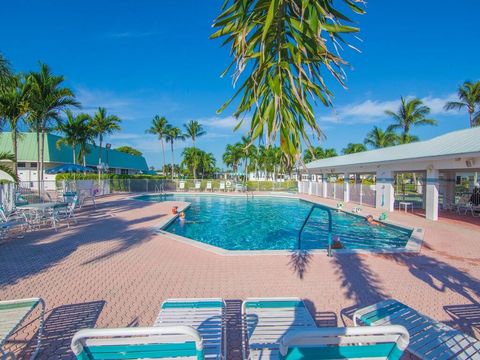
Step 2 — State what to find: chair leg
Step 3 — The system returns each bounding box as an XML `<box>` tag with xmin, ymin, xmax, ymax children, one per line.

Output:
<box><xmin>29</xmin><ymin>299</ymin><xmax>45</xmax><ymax>360</ymax></box>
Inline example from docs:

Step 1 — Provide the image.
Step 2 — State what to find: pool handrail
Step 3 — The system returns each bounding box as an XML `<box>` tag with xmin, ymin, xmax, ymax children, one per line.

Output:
<box><xmin>298</xmin><ymin>204</ymin><xmax>333</xmax><ymax>256</ymax></box>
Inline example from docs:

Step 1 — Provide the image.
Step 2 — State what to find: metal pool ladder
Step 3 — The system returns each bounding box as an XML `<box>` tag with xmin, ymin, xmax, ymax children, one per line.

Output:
<box><xmin>298</xmin><ymin>204</ymin><xmax>334</xmax><ymax>257</ymax></box>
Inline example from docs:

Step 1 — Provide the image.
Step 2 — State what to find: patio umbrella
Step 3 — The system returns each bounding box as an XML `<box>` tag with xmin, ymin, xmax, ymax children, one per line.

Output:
<box><xmin>45</xmin><ymin>164</ymin><xmax>95</xmax><ymax>174</ymax></box>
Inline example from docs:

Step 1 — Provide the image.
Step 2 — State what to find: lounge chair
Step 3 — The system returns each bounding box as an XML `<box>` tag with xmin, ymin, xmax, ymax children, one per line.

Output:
<box><xmin>71</xmin><ymin>326</ymin><xmax>205</xmax><ymax>360</ymax></box>
<box><xmin>0</xmin><ymin>207</ymin><xmax>27</xmax><ymax>238</ymax></box>
<box><xmin>155</xmin><ymin>298</ymin><xmax>226</xmax><ymax>359</ymax></box>
<box><xmin>242</xmin><ymin>297</ymin><xmax>317</xmax><ymax>359</ymax></box>
<box><xmin>54</xmin><ymin>196</ymin><xmax>78</xmax><ymax>229</ymax></box>
<box><xmin>179</xmin><ymin>181</ymin><xmax>186</xmax><ymax>192</ymax></box>
<box><xmin>0</xmin><ymin>297</ymin><xmax>45</xmax><ymax>360</ymax></box>
<box><xmin>278</xmin><ymin>325</ymin><xmax>409</xmax><ymax>360</ymax></box>
<box><xmin>206</xmin><ymin>181</ymin><xmax>213</xmax><ymax>192</ymax></box>
<box><xmin>354</xmin><ymin>299</ymin><xmax>480</xmax><ymax>359</ymax></box>
<box><xmin>194</xmin><ymin>181</ymin><xmax>201</xmax><ymax>192</ymax></box>
<box><xmin>219</xmin><ymin>182</ymin><xmax>226</xmax><ymax>192</ymax></box>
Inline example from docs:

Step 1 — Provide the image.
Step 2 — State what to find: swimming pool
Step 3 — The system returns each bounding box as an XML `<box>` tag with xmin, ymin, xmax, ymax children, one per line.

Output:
<box><xmin>137</xmin><ymin>194</ymin><xmax>412</xmax><ymax>251</ymax></box>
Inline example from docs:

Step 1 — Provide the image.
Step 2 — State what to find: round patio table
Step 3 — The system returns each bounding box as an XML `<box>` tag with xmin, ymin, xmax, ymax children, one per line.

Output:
<box><xmin>17</xmin><ymin>202</ymin><xmax>68</xmax><ymax>230</ymax></box>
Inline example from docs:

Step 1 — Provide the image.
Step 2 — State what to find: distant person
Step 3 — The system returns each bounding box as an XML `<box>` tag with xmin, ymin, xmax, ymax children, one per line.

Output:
<box><xmin>366</xmin><ymin>215</ymin><xmax>383</xmax><ymax>226</ymax></box>
<box><xmin>471</xmin><ymin>183</ymin><xmax>480</xmax><ymax>206</ymax></box>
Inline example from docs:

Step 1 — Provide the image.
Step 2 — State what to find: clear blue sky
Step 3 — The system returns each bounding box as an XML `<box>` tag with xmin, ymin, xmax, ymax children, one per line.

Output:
<box><xmin>1</xmin><ymin>1</ymin><xmax>478</xmax><ymax>169</ymax></box>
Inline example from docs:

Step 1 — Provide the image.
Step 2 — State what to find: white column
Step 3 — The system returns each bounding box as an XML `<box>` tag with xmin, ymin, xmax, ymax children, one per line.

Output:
<box><xmin>343</xmin><ymin>173</ymin><xmax>350</xmax><ymax>203</ymax></box>
<box><xmin>375</xmin><ymin>170</ymin><xmax>395</xmax><ymax>212</ymax></box>
<box><xmin>426</xmin><ymin>168</ymin><xmax>439</xmax><ymax>221</ymax></box>
<box><xmin>322</xmin><ymin>175</ymin><xmax>328</xmax><ymax>198</ymax></box>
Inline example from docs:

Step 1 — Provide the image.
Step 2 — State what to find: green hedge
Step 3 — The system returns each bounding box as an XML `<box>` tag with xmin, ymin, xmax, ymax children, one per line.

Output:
<box><xmin>55</xmin><ymin>173</ymin><xmax>167</xmax><ymax>180</ymax></box>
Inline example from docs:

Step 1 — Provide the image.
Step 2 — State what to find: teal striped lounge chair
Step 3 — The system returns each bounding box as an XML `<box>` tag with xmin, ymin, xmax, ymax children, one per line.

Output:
<box><xmin>278</xmin><ymin>325</ymin><xmax>409</xmax><ymax>360</ymax></box>
<box><xmin>0</xmin><ymin>297</ymin><xmax>45</xmax><ymax>360</ymax></box>
<box><xmin>154</xmin><ymin>298</ymin><xmax>226</xmax><ymax>360</ymax></box>
<box><xmin>354</xmin><ymin>299</ymin><xmax>480</xmax><ymax>359</ymax></box>
<box><xmin>242</xmin><ymin>297</ymin><xmax>317</xmax><ymax>359</ymax></box>
<box><xmin>71</xmin><ymin>326</ymin><xmax>205</xmax><ymax>360</ymax></box>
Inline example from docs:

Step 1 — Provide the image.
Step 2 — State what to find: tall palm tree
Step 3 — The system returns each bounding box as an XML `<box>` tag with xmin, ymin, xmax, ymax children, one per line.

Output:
<box><xmin>223</xmin><ymin>143</ymin><xmax>243</xmax><ymax>176</ymax></box>
<box><xmin>0</xmin><ymin>75</ymin><xmax>29</xmax><ymax>177</ymax></box>
<box><xmin>240</xmin><ymin>135</ymin><xmax>255</xmax><ymax>182</ymax></box>
<box><xmin>199</xmin><ymin>152</ymin><xmax>216</xmax><ymax>179</ymax></box>
<box><xmin>146</xmin><ymin>115</ymin><xmax>169</xmax><ymax>173</ymax></box>
<box><xmin>396</xmin><ymin>133</ymin><xmax>419</xmax><ymax>145</ymax></box>
<box><xmin>165</xmin><ymin>126</ymin><xmax>185</xmax><ymax>180</ymax></box>
<box><xmin>211</xmin><ymin>0</ymin><xmax>364</xmax><ymax>162</ymax></box>
<box><xmin>90</xmin><ymin>107</ymin><xmax>121</xmax><ymax>167</ymax></box>
<box><xmin>183</xmin><ymin>120</ymin><xmax>206</xmax><ymax>180</ymax></box>
<box><xmin>386</xmin><ymin>97</ymin><xmax>436</xmax><ymax>138</ymax></box>
<box><xmin>0</xmin><ymin>152</ymin><xmax>18</xmax><ymax>182</ymax></box>
<box><xmin>56</xmin><ymin>110</ymin><xmax>91</xmax><ymax>164</ymax></box>
<box><xmin>303</xmin><ymin>146</ymin><xmax>337</xmax><ymax>163</ymax></box>
<box><xmin>444</xmin><ymin>81</ymin><xmax>480</xmax><ymax>127</ymax></box>
<box><xmin>27</xmin><ymin>63</ymin><xmax>79</xmax><ymax>188</ymax></box>
<box><xmin>364</xmin><ymin>126</ymin><xmax>398</xmax><ymax>149</ymax></box>
<box><xmin>181</xmin><ymin>147</ymin><xmax>202</xmax><ymax>178</ymax></box>
<box><xmin>342</xmin><ymin>143</ymin><xmax>366</xmax><ymax>155</ymax></box>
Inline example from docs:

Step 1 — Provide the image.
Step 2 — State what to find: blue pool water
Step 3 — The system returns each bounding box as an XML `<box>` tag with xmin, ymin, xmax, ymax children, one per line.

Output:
<box><xmin>137</xmin><ymin>194</ymin><xmax>412</xmax><ymax>251</ymax></box>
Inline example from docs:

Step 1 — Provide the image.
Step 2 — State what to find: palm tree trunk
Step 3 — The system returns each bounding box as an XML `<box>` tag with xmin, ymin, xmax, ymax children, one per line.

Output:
<box><xmin>11</xmin><ymin>130</ymin><xmax>18</xmax><ymax>180</ymax></box>
<box><xmin>170</xmin><ymin>141</ymin><xmax>175</xmax><ymax>181</ymax></box>
<box><xmin>40</xmin><ymin>128</ymin><xmax>46</xmax><ymax>193</ymax></box>
<box><xmin>192</xmin><ymin>139</ymin><xmax>196</xmax><ymax>182</ymax></box>
<box><xmin>470</xmin><ymin>112</ymin><xmax>473</xmax><ymax>128</ymax></box>
<box><xmin>72</xmin><ymin>144</ymin><xmax>76</xmax><ymax>164</ymax></box>
<box><xmin>99</xmin><ymin>136</ymin><xmax>103</xmax><ymax>165</ymax></box>
<box><xmin>161</xmin><ymin>138</ymin><xmax>166</xmax><ymax>175</ymax></box>
<box><xmin>36</xmin><ymin>128</ymin><xmax>41</xmax><ymax>194</ymax></box>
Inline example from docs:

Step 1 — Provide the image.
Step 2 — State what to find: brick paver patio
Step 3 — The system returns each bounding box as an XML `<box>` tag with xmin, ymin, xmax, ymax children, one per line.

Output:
<box><xmin>1</xmin><ymin>193</ymin><xmax>479</xmax><ymax>359</ymax></box>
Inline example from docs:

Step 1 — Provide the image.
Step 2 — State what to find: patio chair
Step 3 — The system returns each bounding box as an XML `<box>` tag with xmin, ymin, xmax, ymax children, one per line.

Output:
<box><xmin>54</xmin><ymin>196</ymin><xmax>78</xmax><ymax>229</ymax></box>
<box><xmin>71</xmin><ymin>326</ymin><xmax>205</xmax><ymax>360</ymax></box>
<box><xmin>278</xmin><ymin>325</ymin><xmax>409</xmax><ymax>360</ymax></box>
<box><xmin>225</xmin><ymin>181</ymin><xmax>232</xmax><ymax>192</ymax></box>
<box><xmin>453</xmin><ymin>194</ymin><xmax>473</xmax><ymax>214</ymax></box>
<box><xmin>354</xmin><ymin>299</ymin><xmax>480</xmax><ymax>359</ymax></box>
<box><xmin>155</xmin><ymin>298</ymin><xmax>226</xmax><ymax>359</ymax></box>
<box><xmin>194</xmin><ymin>181</ymin><xmax>201</xmax><ymax>192</ymax></box>
<box><xmin>219</xmin><ymin>181</ymin><xmax>226</xmax><ymax>192</ymax></box>
<box><xmin>206</xmin><ymin>181</ymin><xmax>213</xmax><ymax>192</ymax></box>
<box><xmin>0</xmin><ymin>207</ymin><xmax>27</xmax><ymax>238</ymax></box>
<box><xmin>0</xmin><ymin>297</ymin><xmax>45</xmax><ymax>360</ymax></box>
<box><xmin>179</xmin><ymin>181</ymin><xmax>187</xmax><ymax>192</ymax></box>
<box><xmin>242</xmin><ymin>297</ymin><xmax>317</xmax><ymax>359</ymax></box>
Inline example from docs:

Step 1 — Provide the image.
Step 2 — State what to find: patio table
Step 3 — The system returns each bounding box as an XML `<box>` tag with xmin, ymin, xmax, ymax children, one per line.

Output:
<box><xmin>398</xmin><ymin>201</ymin><xmax>413</xmax><ymax>213</ymax></box>
<box><xmin>17</xmin><ymin>202</ymin><xmax>68</xmax><ymax>230</ymax></box>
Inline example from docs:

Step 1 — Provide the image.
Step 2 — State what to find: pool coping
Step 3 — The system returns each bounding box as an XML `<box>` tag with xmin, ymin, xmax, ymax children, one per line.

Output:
<box><xmin>133</xmin><ymin>192</ymin><xmax>425</xmax><ymax>256</ymax></box>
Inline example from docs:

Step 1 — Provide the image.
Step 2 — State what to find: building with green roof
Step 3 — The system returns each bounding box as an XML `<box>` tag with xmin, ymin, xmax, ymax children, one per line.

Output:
<box><xmin>0</xmin><ymin>132</ymin><xmax>149</xmax><ymax>183</ymax></box>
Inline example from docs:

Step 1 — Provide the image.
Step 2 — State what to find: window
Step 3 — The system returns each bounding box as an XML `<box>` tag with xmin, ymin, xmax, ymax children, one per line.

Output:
<box><xmin>30</xmin><ymin>162</ymin><xmax>37</xmax><ymax>168</ymax></box>
<box><xmin>18</xmin><ymin>162</ymin><xmax>26</xmax><ymax>168</ymax></box>
<box><xmin>121</xmin><ymin>169</ymin><xmax>129</xmax><ymax>175</ymax></box>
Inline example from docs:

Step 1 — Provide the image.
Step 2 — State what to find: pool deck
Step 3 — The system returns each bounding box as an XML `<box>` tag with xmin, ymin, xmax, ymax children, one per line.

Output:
<box><xmin>1</xmin><ymin>192</ymin><xmax>479</xmax><ymax>359</ymax></box>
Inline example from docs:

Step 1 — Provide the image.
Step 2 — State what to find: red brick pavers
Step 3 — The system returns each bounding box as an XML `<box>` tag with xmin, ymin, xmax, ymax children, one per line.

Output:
<box><xmin>1</xmin><ymin>193</ymin><xmax>479</xmax><ymax>359</ymax></box>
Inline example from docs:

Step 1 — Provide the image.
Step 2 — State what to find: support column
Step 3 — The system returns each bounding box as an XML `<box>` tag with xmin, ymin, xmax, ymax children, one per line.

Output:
<box><xmin>322</xmin><ymin>174</ymin><xmax>328</xmax><ymax>198</ymax></box>
<box><xmin>343</xmin><ymin>172</ymin><xmax>350</xmax><ymax>203</ymax></box>
<box><xmin>426</xmin><ymin>168</ymin><xmax>439</xmax><ymax>221</ymax></box>
<box><xmin>443</xmin><ymin>170</ymin><xmax>456</xmax><ymax>209</ymax></box>
<box><xmin>375</xmin><ymin>170</ymin><xmax>395</xmax><ymax>212</ymax></box>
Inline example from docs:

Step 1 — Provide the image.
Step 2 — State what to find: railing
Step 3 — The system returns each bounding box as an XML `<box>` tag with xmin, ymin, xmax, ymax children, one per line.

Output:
<box><xmin>297</xmin><ymin>204</ymin><xmax>333</xmax><ymax>257</ymax></box>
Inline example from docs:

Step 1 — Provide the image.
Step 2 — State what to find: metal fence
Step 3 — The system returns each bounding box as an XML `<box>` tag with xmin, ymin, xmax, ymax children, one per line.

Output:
<box><xmin>1</xmin><ymin>178</ymin><xmax>298</xmax><ymax>210</ymax></box>
<box><xmin>297</xmin><ymin>180</ymin><xmax>376</xmax><ymax>208</ymax></box>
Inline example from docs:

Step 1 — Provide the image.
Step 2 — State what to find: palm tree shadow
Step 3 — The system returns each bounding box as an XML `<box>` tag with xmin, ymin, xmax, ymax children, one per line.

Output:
<box><xmin>288</xmin><ymin>250</ymin><xmax>313</xmax><ymax>279</ymax></box>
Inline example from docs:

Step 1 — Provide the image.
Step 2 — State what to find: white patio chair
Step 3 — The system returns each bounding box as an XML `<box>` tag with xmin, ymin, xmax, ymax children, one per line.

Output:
<box><xmin>194</xmin><ymin>181</ymin><xmax>201</xmax><ymax>192</ymax></box>
<box><xmin>179</xmin><ymin>181</ymin><xmax>186</xmax><ymax>192</ymax></box>
<box><xmin>219</xmin><ymin>181</ymin><xmax>226</xmax><ymax>192</ymax></box>
<box><xmin>206</xmin><ymin>181</ymin><xmax>213</xmax><ymax>192</ymax></box>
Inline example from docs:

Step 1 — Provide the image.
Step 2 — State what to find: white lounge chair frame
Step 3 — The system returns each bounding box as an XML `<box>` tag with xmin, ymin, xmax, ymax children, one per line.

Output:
<box><xmin>194</xmin><ymin>181</ymin><xmax>201</xmax><ymax>192</ymax></box>
<box><xmin>155</xmin><ymin>298</ymin><xmax>226</xmax><ymax>360</ymax></box>
<box><xmin>206</xmin><ymin>181</ymin><xmax>213</xmax><ymax>192</ymax></box>
<box><xmin>179</xmin><ymin>181</ymin><xmax>186</xmax><ymax>192</ymax></box>
<box><xmin>279</xmin><ymin>325</ymin><xmax>409</xmax><ymax>360</ymax></box>
<box><xmin>219</xmin><ymin>182</ymin><xmax>226</xmax><ymax>192</ymax></box>
<box><xmin>0</xmin><ymin>298</ymin><xmax>45</xmax><ymax>360</ymax></box>
<box><xmin>242</xmin><ymin>297</ymin><xmax>317</xmax><ymax>359</ymax></box>
<box><xmin>71</xmin><ymin>326</ymin><xmax>204</xmax><ymax>360</ymax></box>
<box><xmin>354</xmin><ymin>299</ymin><xmax>480</xmax><ymax>359</ymax></box>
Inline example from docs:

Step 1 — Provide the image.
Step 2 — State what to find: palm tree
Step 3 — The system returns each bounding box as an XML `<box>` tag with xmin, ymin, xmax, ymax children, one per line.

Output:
<box><xmin>183</xmin><ymin>120</ymin><xmax>206</xmax><ymax>180</ymax></box>
<box><xmin>199</xmin><ymin>152</ymin><xmax>216</xmax><ymax>179</ymax></box>
<box><xmin>342</xmin><ymin>143</ymin><xmax>366</xmax><ymax>155</ymax></box>
<box><xmin>444</xmin><ymin>81</ymin><xmax>480</xmax><ymax>127</ymax></box>
<box><xmin>0</xmin><ymin>75</ymin><xmax>29</xmax><ymax>177</ymax></box>
<box><xmin>0</xmin><ymin>53</ymin><xmax>12</xmax><ymax>91</ymax></box>
<box><xmin>0</xmin><ymin>152</ymin><xmax>18</xmax><ymax>182</ymax></box>
<box><xmin>223</xmin><ymin>143</ymin><xmax>243</xmax><ymax>176</ymax></box>
<box><xmin>303</xmin><ymin>146</ymin><xmax>337</xmax><ymax>163</ymax></box>
<box><xmin>90</xmin><ymin>107</ymin><xmax>121</xmax><ymax>167</ymax></box>
<box><xmin>396</xmin><ymin>133</ymin><xmax>419</xmax><ymax>145</ymax></box>
<box><xmin>240</xmin><ymin>135</ymin><xmax>255</xmax><ymax>182</ymax></box>
<box><xmin>181</xmin><ymin>147</ymin><xmax>202</xmax><ymax>178</ymax></box>
<box><xmin>27</xmin><ymin>63</ymin><xmax>79</xmax><ymax>188</ymax></box>
<box><xmin>146</xmin><ymin>115</ymin><xmax>170</xmax><ymax>174</ymax></box>
<box><xmin>386</xmin><ymin>97</ymin><xmax>436</xmax><ymax>138</ymax></box>
<box><xmin>165</xmin><ymin>126</ymin><xmax>185</xmax><ymax>180</ymax></box>
<box><xmin>211</xmin><ymin>1</ymin><xmax>364</xmax><ymax>162</ymax></box>
<box><xmin>364</xmin><ymin>126</ymin><xmax>398</xmax><ymax>149</ymax></box>
<box><xmin>56</xmin><ymin>110</ymin><xmax>92</xmax><ymax>164</ymax></box>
